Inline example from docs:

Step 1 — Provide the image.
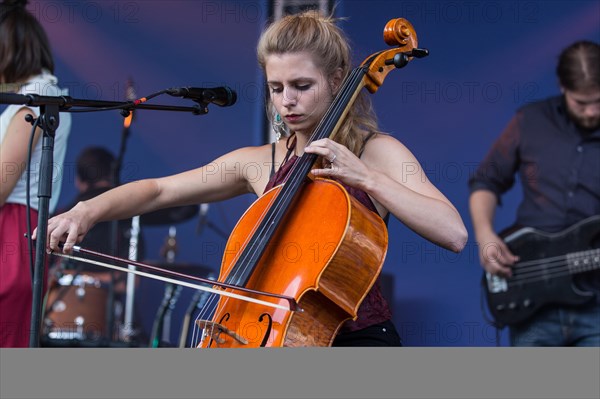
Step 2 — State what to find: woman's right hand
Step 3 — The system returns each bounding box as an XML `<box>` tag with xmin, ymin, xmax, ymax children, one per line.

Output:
<box><xmin>32</xmin><ymin>201</ymin><xmax>95</xmax><ymax>254</ymax></box>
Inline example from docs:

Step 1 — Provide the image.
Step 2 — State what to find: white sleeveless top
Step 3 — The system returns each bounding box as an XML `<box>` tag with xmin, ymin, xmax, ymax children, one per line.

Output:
<box><xmin>0</xmin><ymin>70</ymin><xmax>72</xmax><ymax>212</ymax></box>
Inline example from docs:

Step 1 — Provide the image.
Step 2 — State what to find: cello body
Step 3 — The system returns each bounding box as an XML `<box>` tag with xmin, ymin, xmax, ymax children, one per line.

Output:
<box><xmin>198</xmin><ymin>178</ymin><xmax>388</xmax><ymax>347</ymax></box>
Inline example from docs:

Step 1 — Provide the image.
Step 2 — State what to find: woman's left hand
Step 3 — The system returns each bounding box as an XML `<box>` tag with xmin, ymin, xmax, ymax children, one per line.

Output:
<box><xmin>304</xmin><ymin>138</ymin><xmax>371</xmax><ymax>190</ymax></box>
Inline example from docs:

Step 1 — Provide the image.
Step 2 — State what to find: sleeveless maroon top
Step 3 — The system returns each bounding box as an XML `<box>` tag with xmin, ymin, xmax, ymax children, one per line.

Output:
<box><xmin>263</xmin><ymin>152</ymin><xmax>392</xmax><ymax>332</ymax></box>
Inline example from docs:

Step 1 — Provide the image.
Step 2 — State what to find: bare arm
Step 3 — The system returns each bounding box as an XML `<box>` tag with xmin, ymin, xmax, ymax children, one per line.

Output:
<box><xmin>306</xmin><ymin>135</ymin><xmax>468</xmax><ymax>253</ymax></box>
<box><xmin>469</xmin><ymin>189</ymin><xmax>517</xmax><ymax>277</ymax></box>
<box><xmin>0</xmin><ymin>108</ymin><xmax>42</xmax><ymax>205</ymax></box>
<box><xmin>35</xmin><ymin>145</ymin><xmax>269</xmax><ymax>253</ymax></box>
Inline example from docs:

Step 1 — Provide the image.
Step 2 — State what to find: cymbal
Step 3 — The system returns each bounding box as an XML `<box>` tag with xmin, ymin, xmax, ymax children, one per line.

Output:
<box><xmin>140</xmin><ymin>205</ymin><xmax>199</xmax><ymax>226</ymax></box>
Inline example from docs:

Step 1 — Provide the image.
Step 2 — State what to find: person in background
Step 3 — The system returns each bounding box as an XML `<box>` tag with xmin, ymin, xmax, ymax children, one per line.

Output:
<box><xmin>49</xmin><ymin>146</ymin><xmax>143</xmax><ymax>344</ymax></box>
<box><xmin>63</xmin><ymin>147</ymin><xmax>135</xmax><ymax>262</ymax></box>
<box><xmin>469</xmin><ymin>41</ymin><xmax>600</xmax><ymax>346</ymax></box>
<box><xmin>0</xmin><ymin>0</ymin><xmax>72</xmax><ymax>347</ymax></box>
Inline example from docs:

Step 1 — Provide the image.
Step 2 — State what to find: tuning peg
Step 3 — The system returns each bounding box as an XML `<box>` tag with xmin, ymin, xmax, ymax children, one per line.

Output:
<box><xmin>410</xmin><ymin>48</ymin><xmax>429</xmax><ymax>58</ymax></box>
<box><xmin>384</xmin><ymin>48</ymin><xmax>430</xmax><ymax>69</ymax></box>
<box><xmin>385</xmin><ymin>53</ymin><xmax>410</xmax><ymax>69</ymax></box>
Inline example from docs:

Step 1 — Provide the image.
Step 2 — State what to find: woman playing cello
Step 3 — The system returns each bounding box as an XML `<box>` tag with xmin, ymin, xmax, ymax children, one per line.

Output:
<box><xmin>39</xmin><ymin>11</ymin><xmax>467</xmax><ymax>347</ymax></box>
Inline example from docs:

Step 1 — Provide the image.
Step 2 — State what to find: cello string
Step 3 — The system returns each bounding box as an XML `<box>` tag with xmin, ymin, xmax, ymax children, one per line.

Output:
<box><xmin>212</xmin><ymin>67</ymin><xmax>365</xmax><ymax>289</ymax></box>
<box><xmin>226</xmin><ymin>68</ymin><xmax>365</xmax><ymax>283</ymax></box>
<box><xmin>284</xmin><ymin>68</ymin><xmax>365</xmax><ymax>186</ymax></box>
<box><xmin>191</xmin><ymin>32</ymin><xmax>422</xmax><ymax>345</ymax></box>
<box><xmin>192</xmin><ymin>293</ymin><xmax>221</xmax><ymax>347</ymax></box>
<box><xmin>191</xmin><ymin>186</ymin><xmax>287</xmax><ymax>344</ymax></box>
<box><xmin>192</xmin><ymin>67</ymin><xmax>366</xmax><ymax>346</ymax></box>
<box><xmin>191</xmin><ymin>69</ymin><xmax>365</xmax><ymax>346</ymax></box>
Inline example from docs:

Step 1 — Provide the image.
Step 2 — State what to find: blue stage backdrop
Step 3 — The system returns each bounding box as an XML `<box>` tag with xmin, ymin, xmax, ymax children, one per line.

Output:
<box><xmin>35</xmin><ymin>0</ymin><xmax>599</xmax><ymax>346</ymax></box>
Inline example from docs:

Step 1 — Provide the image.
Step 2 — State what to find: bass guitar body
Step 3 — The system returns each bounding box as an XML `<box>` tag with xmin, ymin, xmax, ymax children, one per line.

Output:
<box><xmin>197</xmin><ymin>178</ymin><xmax>388</xmax><ymax>347</ymax></box>
<box><xmin>483</xmin><ymin>215</ymin><xmax>600</xmax><ymax>327</ymax></box>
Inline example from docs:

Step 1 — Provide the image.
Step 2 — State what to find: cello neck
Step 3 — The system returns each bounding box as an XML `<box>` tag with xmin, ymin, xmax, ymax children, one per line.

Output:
<box><xmin>224</xmin><ymin>66</ymin><xmax>368</xmax><ymax>287</ymax></box>
<box><xmin>291</xmin><ymin>66</ymin><xmax>368</xmax><ymax>183</ymax></box>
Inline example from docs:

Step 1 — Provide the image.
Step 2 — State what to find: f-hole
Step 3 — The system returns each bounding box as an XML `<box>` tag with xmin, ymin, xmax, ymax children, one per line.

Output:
<box><xmin>258</xmin><ymin>313</ymin><xmax>273</xmax><ymax>347</ymax></box>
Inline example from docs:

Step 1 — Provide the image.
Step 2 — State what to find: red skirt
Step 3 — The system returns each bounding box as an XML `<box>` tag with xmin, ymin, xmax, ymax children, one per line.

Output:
<box><xmin>0</xmin><ymin>203</ymin><xmax>46</xmax><ymax>347</ymax></box>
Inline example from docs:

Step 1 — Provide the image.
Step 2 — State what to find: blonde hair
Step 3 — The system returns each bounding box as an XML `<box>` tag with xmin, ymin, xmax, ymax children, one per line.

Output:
<box><xmin>257</xmin><ymin>11</ymin><xmax>380</xmax><ymax>157</ymax></box>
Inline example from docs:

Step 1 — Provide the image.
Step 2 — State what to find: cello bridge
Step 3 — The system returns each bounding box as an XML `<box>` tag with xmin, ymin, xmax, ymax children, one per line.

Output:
<box><xmin>196</xmin><ymin>319</ymin><xmax>248</xmax><ymax>345</ymax></box>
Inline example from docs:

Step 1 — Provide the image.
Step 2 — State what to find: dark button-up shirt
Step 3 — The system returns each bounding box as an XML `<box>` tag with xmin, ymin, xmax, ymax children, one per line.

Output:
<box><xmin>469</xmin><ymin>95</ymin><xmax>600</xmax><ymax>233</ymax></box>
<box><xmin>469</xmin><ymin>95</ymin><xmax>600</xmax><ymax>291</ymax></box>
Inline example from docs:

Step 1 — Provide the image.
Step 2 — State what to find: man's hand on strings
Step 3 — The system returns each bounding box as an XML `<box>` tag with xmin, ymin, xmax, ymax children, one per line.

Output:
<box><xmin>476</xmin><ymin>230</ymin><xmax>519</xmax><ymax>278</ymax></box>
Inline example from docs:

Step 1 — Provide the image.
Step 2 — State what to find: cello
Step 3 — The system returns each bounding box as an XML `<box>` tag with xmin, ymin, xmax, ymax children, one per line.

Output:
<box><xmin>192</xmin><ymin>17</ymin><xmax>429</xmax><ymax>348</ymax></box>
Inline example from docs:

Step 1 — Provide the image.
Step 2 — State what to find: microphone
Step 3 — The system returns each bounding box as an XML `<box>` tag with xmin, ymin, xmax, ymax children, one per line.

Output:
<box><xmin>167</xmin><ymin>86</ymin><xmax>237</xmax><ymax>107</ymax></box>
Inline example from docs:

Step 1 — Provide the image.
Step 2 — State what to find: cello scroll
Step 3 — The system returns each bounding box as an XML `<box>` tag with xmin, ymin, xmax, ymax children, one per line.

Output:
<box><xmin>362</xmin><ymin>18</ymin><xmax>429</xmax><ymax>93</ymax></box>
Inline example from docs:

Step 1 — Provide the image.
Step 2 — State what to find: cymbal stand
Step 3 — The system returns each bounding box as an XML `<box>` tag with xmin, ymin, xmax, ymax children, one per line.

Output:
<box><xmin>149</xmin><ymin>226</ymin><xmax>181</xmax><ymax>347</ymax></box>
<box><xmin>120</xmin><ymin>215</ymin><xmax>140</xmax><ymax>341</ymax></box>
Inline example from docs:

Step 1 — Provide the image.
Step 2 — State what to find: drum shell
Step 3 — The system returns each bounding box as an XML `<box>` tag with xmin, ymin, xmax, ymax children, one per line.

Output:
<box><xmin>44</xmin><ymin>272</ymin><xmax>108</xmax><ymax>342</ymax></box>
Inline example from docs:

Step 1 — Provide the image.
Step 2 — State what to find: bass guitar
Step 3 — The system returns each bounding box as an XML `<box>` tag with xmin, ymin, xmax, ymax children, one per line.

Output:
<box><xmin>483</xmin><ymin>215</ymin><xmax>600</xmax><ymax>327</ymax></box>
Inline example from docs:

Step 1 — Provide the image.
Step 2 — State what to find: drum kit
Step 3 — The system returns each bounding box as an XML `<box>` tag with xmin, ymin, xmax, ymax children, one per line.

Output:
<box><xmin>42</xmin><ymin>204</ymin><xmax>215</xmax><ymax>347</ymax></box>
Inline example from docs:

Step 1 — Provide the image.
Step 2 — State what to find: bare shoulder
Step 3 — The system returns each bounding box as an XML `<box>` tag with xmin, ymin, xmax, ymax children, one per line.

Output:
<box><xmin>216</xmin><ymin>142</ymin><xmax>277</xmax><ymax>195</ymax></box>
<box><xmin>360</xmin><ymin>133</ymin><xmax>419</xmax><ymax>166</ymax></box>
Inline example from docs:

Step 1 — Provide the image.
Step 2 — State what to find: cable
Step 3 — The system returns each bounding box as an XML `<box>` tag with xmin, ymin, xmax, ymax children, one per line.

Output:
<box><xmin>25</xmin><ymin>114</ymin><xmax>41</xmax><ymax>282</ymax></box>
<box><xmin>66</xmin><ymin>89</ymin><xmax>172</xmax><ymax>113</ymax></box>
<box><xmin>479</xmin><ymin>281</ymin><xmax>504</xmax><ymax>346</ymax></box>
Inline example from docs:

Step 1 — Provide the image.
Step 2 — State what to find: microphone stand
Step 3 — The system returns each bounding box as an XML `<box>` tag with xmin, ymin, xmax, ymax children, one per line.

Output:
<box><xmin>29</xmin><ymin>100</ymin><xmax>60</xmax><ymax>349</ymax></box>
<box><xmin>108</xmin><ymin>104</ymin><xmax>131</xmax><ymax>344</ymax></box>
<box><xmin>0</xmin><ymin>92</ymin><xmax>208</xmax><ymax>347</ymax></box>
